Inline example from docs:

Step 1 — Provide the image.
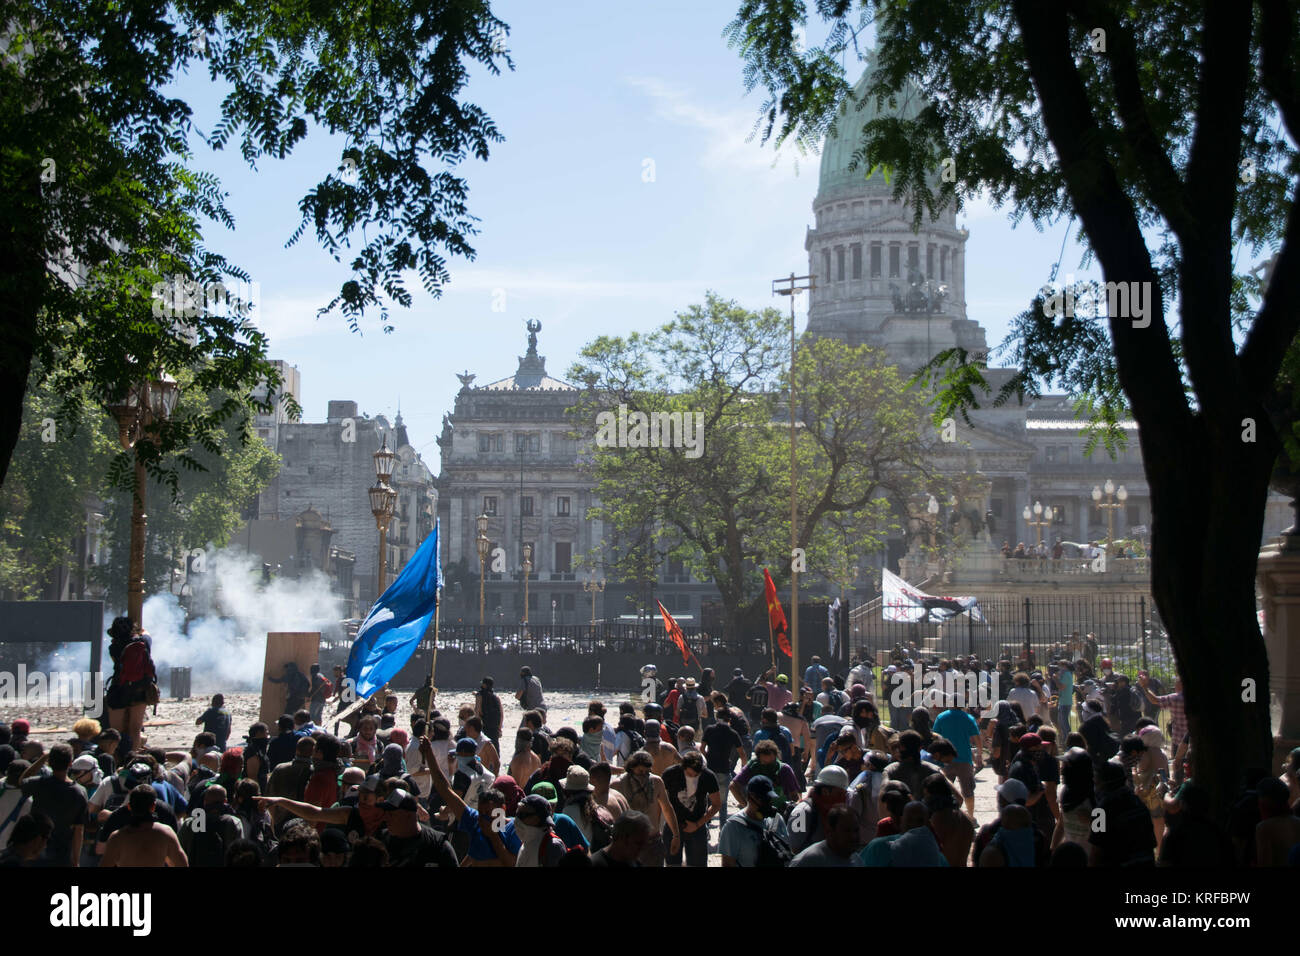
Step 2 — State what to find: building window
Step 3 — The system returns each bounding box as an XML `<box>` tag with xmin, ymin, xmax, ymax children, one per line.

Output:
<box><xmin>822</xmin><ymin>250</ymin><xmax>831</xmax><ymax>284</ymax></box>
<box><xmin>521</xmin><ymin>496</ymin><xmax>534</xmax><ymax>516</ymax></box>
<box><xmin>1044</xmin><ymin>447</ymin><xmax>1057</xmax><ymax>464</ymax></box>
<box><xmin>555</xmin><ymin>542</ymin><xmax>572</xmax><ymax>574</ymax></box>
<box><xmin>560</xmin><ymin>593</ymin><xmax>575</xmax><ymax>612</ymax></box>
<box><xmin>557</xmin><ymin>496</ymin><xmax>570</xmax><ymax>516</ymax></box>
<box><xmin>870</xmin><ymin>199</ymin><xmax>883</xmax><ymax>214</ymax></box>
<box><xmin>835</xmin><ymin>246</ymin><xmax>845</xmax><ymax>281</ymax></box>
<box><xmin>515</xmin><ymin>433</ymin><xmax>540</xmax><ymax>453</ymax></box>
<box><xmin>1057</xmin><ymin>445</ymin><xmax>1070</xmax><ymax>462</ymax></box>
<box><xmin>478</xmin><ymin>433</ymin><xmax>503</xmax><ymax>453</ymax></box>
<box><xmin>1127</xmin><ymin>504</ymin><xmax>1140</xmax><ymax>528</ymax></box>
<box><xmin>870</xmin><ymin>243</ymin><xmax>882</xmax><ymax>278</ymax></box>
<box><xmin>927</xmin><ymin>244</ymin><xmax>935</xmax><ymax>278</ymax></box>
<box><xmin>941</xmin><ymin>247</ymin><xmax>949</xmax><ymax>281</ymax></box>
<box><xmin>889</xmin><ymin>244</ymin><xmax>900</xmax><ymax>278</ymax></box>
<box><xmin>851</xmin><ymin>244</ymin><xmax>862</xmax><ymax>279</ymax></box>
<box><xmin>907</xmin><ymin>243</ymin><xmax>919</xmax><ymax>273</ymax></box>
<box><xmin>483</xmin><ymin>496</ymin><xmax>497</xmax><ymax>516</ymax></box>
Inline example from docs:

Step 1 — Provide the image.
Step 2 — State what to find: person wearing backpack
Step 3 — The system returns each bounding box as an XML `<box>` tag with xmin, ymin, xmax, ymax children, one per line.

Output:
<box><xmin>105</xmin><ymin>617</ymin><xmax>157</xmax><ymax>759</ymax></box>
<box><xmin>676</xmin><ymin>678</ymin><xmax>706</xmax><ymax>732</ymax></box>
<box><xmin>719</xmin><ymin>775</ymin><xmax>793</xmax><ymax>867</ymax></box>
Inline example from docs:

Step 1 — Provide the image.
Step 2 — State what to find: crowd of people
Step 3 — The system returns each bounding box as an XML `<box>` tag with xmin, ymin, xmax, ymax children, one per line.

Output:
<box><xmin>1</xmin><ymin>621</ymin><xmax>1299</xmax><ymax>868</ymax></box>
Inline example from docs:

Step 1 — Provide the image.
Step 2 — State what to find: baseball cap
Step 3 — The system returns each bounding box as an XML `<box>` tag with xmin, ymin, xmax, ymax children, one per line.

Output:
<box><xmin>1018</xmin><ymin>732</ymin><xmax>1043</xmax><ymax>749</ymax></box>
<box><xmin>518</xmin><ymin>793</ymin><xmax>553</xmax><ymax>821</ymax></box>
<box><xmin>70</xmin><ymin>755</ymin><xmax>98</xmax><ymax>773</ymax></box>
<box><xmin>320</xmin><ymin>828</ymin><xmax>351</xmax><ymax>855</ymax></box>
<box><xmin>746</xmin><ymin>775</ymin><xmax>777</xmax><ymax>804</ymax></box>
<box><xmin>531</xmin><ymin>781</ymin><xmax>560</xmax><ymax>806</ymax></box>
<box><xmin>814</xmin><ymin>765</ymin><xmax>850</xmax><ymax>791</ymax></box>
<box><xmin>996</xmin><ymin>779</ymin><xmax>1029</xmax><ymax>805</ymax></box>
<box><xmin>455</xmin><ymin>737</ymin><xmax>479</xmax><ymax>755</ymax></box>
<box><xmin>381</xmin><ymin>788</ymin><xmax>418</xmax><ymax>812</ymax></box>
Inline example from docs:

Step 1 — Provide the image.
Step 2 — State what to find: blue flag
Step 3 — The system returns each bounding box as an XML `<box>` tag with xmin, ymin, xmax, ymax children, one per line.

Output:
<box><xmin>345</xmin><ymin>520</ymin><xmax>440</xmax><ymax>699</ymax></box>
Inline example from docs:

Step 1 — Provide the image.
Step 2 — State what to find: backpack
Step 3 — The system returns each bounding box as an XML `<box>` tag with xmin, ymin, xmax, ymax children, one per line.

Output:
<box><xmin>587</xmin><ymin>807</ymin><xmax>615</xmax><ymax>853</ymax></box>
<box><xmin>825</xmin><ymin>689</ymin><xmax>847</xmax><ymax>713</ymax></box>
<box><xmin>119</xmin><ymin>639</ymin><xmax>154</xmax><ymax>684</ymax></box>
<box><xmin>678</xmin><ymin>691</ymin><xmax>702</xmax><ymax>729</ymax></box>
<box><xmin>186</xmin><ymin>814</ymin><xmax>234</xmax><ymax>867</ymax></box>
<box><xmin>622</xmin><ymin>728</ymin><xmax>646</xmax><ymax>756</ymax></box>
<box><xmin>745</xmin><ymin>817</ymin><xmax>794</xmax><ymax>867</ymax></box>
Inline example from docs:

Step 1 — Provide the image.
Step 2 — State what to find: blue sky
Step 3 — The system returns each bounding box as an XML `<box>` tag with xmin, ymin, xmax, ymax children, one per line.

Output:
<box><xmin>179</xmin><ymin>0</ymin><xmax>1094</xmax><ymax>459</ymax></box>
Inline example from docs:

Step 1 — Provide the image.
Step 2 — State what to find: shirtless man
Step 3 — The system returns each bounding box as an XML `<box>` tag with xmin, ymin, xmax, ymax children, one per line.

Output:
<box><xmin>643</xmin><ymin>720</ymin><xmax>681</xmax><ymax>776</ymax></box>
<box><xmin>610</xmin><ymin>750</ymin><xmax>680</xmax><ymax>867</ymax></box>
<box><xmin>101</xmin><ymin>786</ymin><xmax>188</xmax><ymax>867</ymax></box>
<box><xmin>509</xmin><ymin>728</ymin><xmax>541</xmax><ymax>785</ymax></box>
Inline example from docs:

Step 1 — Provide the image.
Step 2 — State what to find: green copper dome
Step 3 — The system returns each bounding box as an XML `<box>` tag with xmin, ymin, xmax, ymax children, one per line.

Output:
<box><xmin>817</xmin><ymin>53</ymin><xmax>926</xmax><ymax>201</ymax></box>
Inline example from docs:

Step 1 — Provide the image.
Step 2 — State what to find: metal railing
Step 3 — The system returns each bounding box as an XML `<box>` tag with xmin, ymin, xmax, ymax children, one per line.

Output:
<box><xmin>848</xmin><ymin>593</ymin><xmax>1175</xmax><ymax>681</ymax></box>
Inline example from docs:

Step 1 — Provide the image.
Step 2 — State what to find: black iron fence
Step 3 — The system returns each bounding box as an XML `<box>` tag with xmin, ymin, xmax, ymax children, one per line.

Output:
<box><xmin>850</xmin><ymin>593</ymin><xmax>1177</xmax><ymax>682</ymax></box>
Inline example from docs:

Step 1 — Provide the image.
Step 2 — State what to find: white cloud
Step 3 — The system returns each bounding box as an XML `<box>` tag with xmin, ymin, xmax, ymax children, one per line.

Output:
<box><xmin>623</xmin><ymin>75</ymin><xmax>808</xmax><ymax>176</ymax></box>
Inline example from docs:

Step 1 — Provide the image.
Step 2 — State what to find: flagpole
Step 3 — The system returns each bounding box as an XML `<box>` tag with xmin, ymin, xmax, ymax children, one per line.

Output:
<box><xmin>429</xmin><ymin>586</ymin><xmax>440</xmax><ymax>693</ymax></box>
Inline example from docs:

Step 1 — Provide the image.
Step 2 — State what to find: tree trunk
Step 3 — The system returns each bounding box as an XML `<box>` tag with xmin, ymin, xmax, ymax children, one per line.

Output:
<box><xmin>0</xmin><ymin>176</ymin><xmax>44</xmax><ymax>488</ymax></box>
<box><xmin>1146</xmin><ymin>425</ymin><xmax>1275</xmax><ymax>822</ymax></box>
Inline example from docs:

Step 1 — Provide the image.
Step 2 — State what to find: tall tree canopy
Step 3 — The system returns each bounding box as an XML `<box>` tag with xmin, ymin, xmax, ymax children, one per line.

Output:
<box><xmin>727</xmin><ymin>0</ymin><xmax>1300</xmax><ymax>815</ymax></box>
<box><xmin>569</xmin><ymin>293</ymin><xmax>951</xmax><ymax>638</ymax></box>
<box><xmin>0</xmin><ymin>0</ymin><xmax>509</xmax><ymax>491</ymax></box>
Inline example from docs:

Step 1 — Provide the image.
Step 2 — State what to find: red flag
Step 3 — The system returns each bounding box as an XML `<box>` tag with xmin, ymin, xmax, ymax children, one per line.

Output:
<box><xmin>657</xmin><ymin>600</ymin><xmax>700</xmax><ymax>668</ymax></box>
<box><xmin>763</xmin><ymin>568</ymin><xmax>792</xmax><ymax>658</ymax></box>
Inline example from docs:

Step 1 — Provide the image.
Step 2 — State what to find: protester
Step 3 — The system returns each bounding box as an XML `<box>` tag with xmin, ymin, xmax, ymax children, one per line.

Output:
<box><xmin>700</xmin><ymin>707</ymin><xmax>746</xmax><ymax>819</ymax></box>
<box><xmin>609</xmin><ymin>750</ymin><xmax>679</xmax><ymax>866</ymax></box>
<box><xmin>719</xmin><ymin>776</ymin><xmax>793</xmax><ymax>867</ymax></box>
<box><xmin>789</xmin><ymin>804</ymin><xmax>862</xmax><ymax>867</ymax></box>
<box><xmin>100</xmin><ymin>785</ymin><xmax>187</xmax><ymax>867</ymax></box>
<box><xmin>660</xmin><ymin>750</ymin><xmax>721</xmax><ymax>866</ymax></box>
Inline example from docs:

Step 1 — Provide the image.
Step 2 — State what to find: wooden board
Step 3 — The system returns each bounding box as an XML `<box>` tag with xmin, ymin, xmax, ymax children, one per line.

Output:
<box><xmin>259</xmin><ymin>632</ymin><xmax>322</xmax><ymax>726</ymax></box>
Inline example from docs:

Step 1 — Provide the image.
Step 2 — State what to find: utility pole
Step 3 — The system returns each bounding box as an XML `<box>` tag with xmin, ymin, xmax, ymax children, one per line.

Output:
<box><xmin>772</xmin><ymin>272</ymin><xmax>814</xmax><ymax>684</ymax></box>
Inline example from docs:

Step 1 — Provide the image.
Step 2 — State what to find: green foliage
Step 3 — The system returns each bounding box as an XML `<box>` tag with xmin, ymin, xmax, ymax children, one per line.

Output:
<box><xmin>0</xmin><ymin>0</ymin><xmax>509</xmax><ymax>489</ymax></box>
<box><xmin>726</xmin><ymin>1</ymin><xmax>1299</xmax><ymax>453</ymax></box>
<box><xmin>569</xmin><ymin>293</ymin><xmax>951</xmax><ymax>635</ymax></box>
<box><xmin>95</xmin><ymin>377</ymin><xmax>282</xmax><ymax>610</ymax></box>
<box><xmin>0</xmin><ymin>369</ymin><xmax>117</xmax><ymax>598</ymax></box>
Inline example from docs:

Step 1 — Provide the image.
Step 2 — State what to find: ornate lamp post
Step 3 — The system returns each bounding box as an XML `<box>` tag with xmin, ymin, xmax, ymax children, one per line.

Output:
<box><xmin>476</xmin><ymin>512</ymin><xmax>490</xmax><ymax>626</ymax></box>
<box><xmin>926</xmin><ymin>494</ymin><xmax>940</xmax><ymax>548</ymax></box>
<box><xmin>584</xmin><ymin>570</ymin><xmax>606</xmax><ymax>624</ymax></box>
<box><xmin>522</xmin><ymin>544</ymin><xmax>533</xmax><ymax>625</ymax></box>
<box><xmin>1023</xmin><ymin>501</ymin><xmax>1054</xmax><ymax>551</ymax></box>
<box><xmin>1091</xmin><ymin>480</ymin><xmax>1128</xmax><ymax>547</ymax></box>
<box><xmin>107</xmin><ymin>372</ymin><xmax>180</xmax><ymax>628</ymax></box>
<box><xmin>369</xmin><ymin>433</ymin><xmax>398</xmax><ymax>596</ymax></box>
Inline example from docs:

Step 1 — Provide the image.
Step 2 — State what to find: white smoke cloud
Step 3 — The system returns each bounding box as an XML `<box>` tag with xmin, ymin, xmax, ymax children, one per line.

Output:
<box><xmin>89</xmin><ymin>546</ymin><xmax>345</xmax><ymax>693</ymax></box>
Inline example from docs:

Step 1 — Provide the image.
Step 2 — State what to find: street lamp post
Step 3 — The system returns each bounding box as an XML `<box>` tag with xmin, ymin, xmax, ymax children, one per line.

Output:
<box><xmin>1023</xmin><ymin>501</ymin><xmax>1054</xmax><ymax>551</ymax></box>
<box><xmin>107</xmin><ymin>372</ymin><xmax>180</xmax><ymax>629</ymax></box>
<box><xmin>370</xmin><ymin>433</ymin><xmax>398</xmax><ymax>596</ymax></box>
<box><xmin>584</xmin><ymin>570</ymin><xmax>606</xmax><ymax>624</ymax></box>
<box><xmin>773</xmin><ymin>271</ymin><xmax>814</xmax><ymax>685</ymax></box>
<box><xmin>522</xmin><ymin>544</ymin><xmax>533</xmax><ymax>626</ymax></box>
<box><xmin>476</xmin><ymin>513</ymin><xmax>490</xmax><ymax>627</ymax></box>
<box><xmin>1091</xmin><ymin>480</ymin><xmax>1128</xmax><ymax>548</ymax></box>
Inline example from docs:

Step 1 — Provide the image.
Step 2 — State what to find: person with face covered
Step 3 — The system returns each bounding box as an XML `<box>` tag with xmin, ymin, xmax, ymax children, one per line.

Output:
<box><xmin>610</xmin><ymin>750</ymin><xmax>680</xmax><ymax>866</ymax></box>
<box><xmin>418</xmin><ymin>735</ymin><xmax>516</xmax><ymax>866</ymax></box>
<box><xmin>259</xmin><ymin>772</ymin><xmax>389</xmax><ymax>843</ymax></box>
<box><xmin>847</xmin><ymin>699</ymin><xmax>892</xmax><ymax>753</ymax></box>
<box><xmin>523</xmin><ymin>737</ymin><xmax>580</xmax><ymax>798</ymax></box>
<box><xmin>452</xmin><ymin>737</ymin><xmax>496</xmax><ymax>806</ymax></box>
<box><xmin>506</xmin><ymin>793</ymin><xmax>567</xmax><ymax>867</ymax></box>
<box><xmin>101</xmin><ymin>785</ymin><xmax>187</xmax><ymax>867</ymax></box>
